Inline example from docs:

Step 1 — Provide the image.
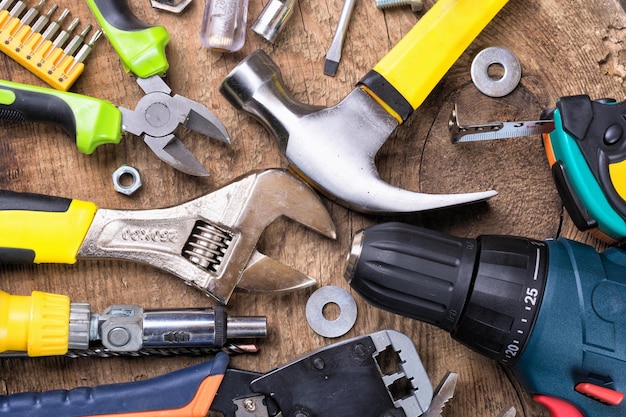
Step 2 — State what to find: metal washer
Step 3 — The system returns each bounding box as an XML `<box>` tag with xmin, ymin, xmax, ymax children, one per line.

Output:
<box><xmin>471</xmin><ymin>46</ymin><xmax>521</xmax><ymax>98</ymax></box>
<box><xmin>306</xmin><ymin>286</ymin><xmax>357</xmax><ymax>338</ymax></box>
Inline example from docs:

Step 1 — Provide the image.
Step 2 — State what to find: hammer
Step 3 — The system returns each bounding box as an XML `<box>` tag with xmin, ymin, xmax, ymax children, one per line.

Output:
<box><xmin>220</xmin><ymin>0</ymin><xmax>508</xmax><ymax>213</ymax></box>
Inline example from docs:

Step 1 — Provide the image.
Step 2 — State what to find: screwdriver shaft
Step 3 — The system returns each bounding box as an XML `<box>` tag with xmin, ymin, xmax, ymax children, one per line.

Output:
<box><xmin>323</xmin><ymin>0</ymin><xmax>357</xmax><ymax>76</ymax></box>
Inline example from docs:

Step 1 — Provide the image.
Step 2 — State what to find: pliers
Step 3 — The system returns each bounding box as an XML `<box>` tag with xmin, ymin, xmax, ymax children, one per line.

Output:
<box><xmin>0</xmin><ymin>0</ymin><xmax>229</xmax><ymax>176</ymax></box>
<box><xmin>0</xmin><ymin>169</ymin><xmax>336</xmax><ymax>304</ymax></box>
<box><xmin>0</xmin><ymin>330</ymin><xmax>436</xmax><ymax>417</ymax></box>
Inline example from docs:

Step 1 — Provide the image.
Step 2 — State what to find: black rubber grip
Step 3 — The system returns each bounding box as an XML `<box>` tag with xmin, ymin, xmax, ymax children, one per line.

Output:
<box><xmin>0</xmin><ymin>248</ymin><xmax>35</xmax><ymax>263</ymax></box>
<box><xmin>0</xmin><ymin>87</ymin><xmax>76</xmax><ymax>138</ymax></box>
<box><xmin>358</xmin><ymin>70</ymin><xmax>414</xmax><ymax>122</ymax></box>
<box><xmin>0</xmin><ymin>190</ymin><xmax>72</xmax><ymax>212</ymax></box>
<box><xmin>93</xmin><ymin>0</ymin><xmax>152</xmax><ymax>31</ymax></box>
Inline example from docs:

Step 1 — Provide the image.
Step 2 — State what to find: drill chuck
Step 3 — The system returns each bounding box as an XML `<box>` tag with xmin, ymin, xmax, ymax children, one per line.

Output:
<box><xmin>345</xmin><ymin>222</ymin><xmax>548</xmax><ymax>364</ymax></box>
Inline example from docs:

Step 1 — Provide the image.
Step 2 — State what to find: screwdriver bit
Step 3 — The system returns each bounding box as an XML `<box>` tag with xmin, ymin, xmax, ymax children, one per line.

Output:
<box><xmin>0</xmin><ymin>0</ymin><xmax>25</xmax><ymax>30</ymax></box>
<box><xmin>55</xmin><ymin>23</ymin><xmax>90</xmax><ymax>65</ymax></box>
<box><xmin>21</xmin><ymin>3</ymin><xmax>56</xmax><ymax>47</ymax></box>
<box><xmin>65</xmin><ymin>28</ymin><xmax>101</xmax><ymax>75</ymax></box>
<box><xmin>32</xmin><ymin>7</ymin><xmax>69</xmax><ymax>52</ymax></box>
<box><xmin>42</xmin><ymin>15</ymin><xmax>78</xmax><ymax>59</ymax></box>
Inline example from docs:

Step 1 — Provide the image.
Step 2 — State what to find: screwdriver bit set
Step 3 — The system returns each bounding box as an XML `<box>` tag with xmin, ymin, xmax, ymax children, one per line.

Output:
<box><xmin>0</xmin><ymin>0</ymin><xmax>101</xmax><ymax>90</ymax></box>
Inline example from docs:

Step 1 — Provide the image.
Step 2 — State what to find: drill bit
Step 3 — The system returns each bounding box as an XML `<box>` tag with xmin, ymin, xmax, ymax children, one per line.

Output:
<box><xmin>323</xmin><ymin>0</ymin><xmax>357</xmax><ymax>76</ymax></box>
<box><xmin>65</xmin><ymin>27</ymin><xmax>101</xmax><ymax>75</ymax></box>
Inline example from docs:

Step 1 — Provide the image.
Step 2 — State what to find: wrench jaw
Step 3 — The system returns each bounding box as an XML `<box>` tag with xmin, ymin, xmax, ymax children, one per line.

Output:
<box><xmin>221</xmin><ymin>50</ymin><xmax>497</xmax><ymax>213</ymax></box>
<box><xmin>77</xmin><ymin>169</ymin><xmax>335</xmax><ymax>304</ymax></box>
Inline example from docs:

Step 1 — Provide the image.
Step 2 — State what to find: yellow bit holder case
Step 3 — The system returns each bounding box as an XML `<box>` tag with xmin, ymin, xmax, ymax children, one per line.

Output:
<box><xmin>0</xmin><ymin>11</ymin><xmax>84</xmax><ymax>91</ymax></box>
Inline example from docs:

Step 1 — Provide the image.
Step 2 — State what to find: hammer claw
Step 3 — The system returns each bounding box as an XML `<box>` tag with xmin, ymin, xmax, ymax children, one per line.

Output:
<box><xmin>220</xmin><ymin>0</ymin><xmax>507</xmax><ymax>213</ymax></box>
<box><xmin>221</xmin><ymin>55</ymin><xmax>496</xmax><ymax>213</ymax></box>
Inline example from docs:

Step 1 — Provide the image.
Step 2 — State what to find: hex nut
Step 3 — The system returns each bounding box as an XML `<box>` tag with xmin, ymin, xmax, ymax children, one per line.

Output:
<box><xmin>112</xmin><ymin>165</ymin><xmax>142</xmax><ymax>196</ymax></box>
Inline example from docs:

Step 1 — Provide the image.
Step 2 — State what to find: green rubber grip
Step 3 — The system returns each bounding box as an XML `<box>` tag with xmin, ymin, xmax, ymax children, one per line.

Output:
<box><xmin>85</xmin><ymin>0</ymin><xmax>170</xmax><ymax>78</ymax></box>
<box><xmin>0</xmin><ymin>79</ymin><xmax>122</xmax><ymax>154</ymax></box>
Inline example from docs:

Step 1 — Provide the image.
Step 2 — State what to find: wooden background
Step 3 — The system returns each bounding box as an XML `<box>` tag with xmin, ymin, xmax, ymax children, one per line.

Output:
<box><xmin>1</xmin><ymin>0</ymin><xmax>625</xmax><ymax>416</ymax></box>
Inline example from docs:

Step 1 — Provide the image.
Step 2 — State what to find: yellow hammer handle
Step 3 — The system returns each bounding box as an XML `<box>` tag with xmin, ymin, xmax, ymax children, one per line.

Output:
<box><xmin>359</xmin><ymin>0</ymin><xmax>509</xmax><ymax>122</ymax></box>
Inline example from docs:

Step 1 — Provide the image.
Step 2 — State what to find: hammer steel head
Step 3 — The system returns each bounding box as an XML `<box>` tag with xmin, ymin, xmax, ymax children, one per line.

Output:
<box><xmin>220</xmin><ymin>50</ymin><xmax>497</xmax><ymax>213</ymax></box>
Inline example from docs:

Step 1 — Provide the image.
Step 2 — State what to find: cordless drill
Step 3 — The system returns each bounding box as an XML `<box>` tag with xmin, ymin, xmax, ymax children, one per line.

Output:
<box><xmin>344</xmin><ymin>222</ymin><xmax>626</xmax><ymax>417</ymax></box>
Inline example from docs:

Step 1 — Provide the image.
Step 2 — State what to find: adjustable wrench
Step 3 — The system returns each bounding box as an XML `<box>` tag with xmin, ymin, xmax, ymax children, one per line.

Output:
<box><xmin>0</xmin><ymin>169</ymin><xmax>336</xmax><ymax>304</ymax></box>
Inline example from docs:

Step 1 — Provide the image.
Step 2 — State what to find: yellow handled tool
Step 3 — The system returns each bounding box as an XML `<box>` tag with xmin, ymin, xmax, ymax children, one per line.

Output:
<box><xmin>0</xmin><ymin>289</ymin><xmax>71</xmax><ymax>356</ymax></box>
<box><xmin>0</xmin><ymin>170</ymin><xmax>336</xmax><ymax>305</ymax></box>
<box><xmin>359</xmin><ymin>0</ymin><xmax>509</xmax><ymax>123</ymax></box>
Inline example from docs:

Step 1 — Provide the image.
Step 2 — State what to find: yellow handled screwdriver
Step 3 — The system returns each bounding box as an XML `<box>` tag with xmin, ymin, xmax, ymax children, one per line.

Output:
<box><xmin>0</xmin><ymin>289</ymin><xmax>266</xmax><ymax>357</ymax></box>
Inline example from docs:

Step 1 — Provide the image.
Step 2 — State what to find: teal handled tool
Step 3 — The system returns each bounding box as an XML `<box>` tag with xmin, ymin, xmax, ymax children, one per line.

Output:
<box><xmin>345</xmin><ymin>222</ymin><xmax>626</xmax><ymax>417</ymax></box>
<box><xmin>0</xmin><ymin>330</ymin><xmax>439</xmax><ymax>417</ymax></box>
<box><xmin>450</xmin><ymin>96</ymin><xmax>626</xmax><ymax>243</ymax></box>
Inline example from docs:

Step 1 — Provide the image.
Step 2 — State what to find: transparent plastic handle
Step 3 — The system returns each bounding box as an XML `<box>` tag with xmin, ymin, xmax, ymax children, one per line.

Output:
<box><xmin>200</xmin><ymin>0</ymin><xmax>248</xmax><ymax>52</ymax></box>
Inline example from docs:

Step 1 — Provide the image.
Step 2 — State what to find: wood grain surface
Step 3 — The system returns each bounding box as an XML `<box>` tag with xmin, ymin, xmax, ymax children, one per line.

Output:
<box><xmin>1</xmin><ymin>0</ymin><xmax>625</xmax><ymax>416</ymax></box>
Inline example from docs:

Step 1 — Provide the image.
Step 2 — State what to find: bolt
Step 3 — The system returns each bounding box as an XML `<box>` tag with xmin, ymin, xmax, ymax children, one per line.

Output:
<box><xmin>375</xmin><ymin>0</ymin><xmax>423</xmax><ymax>12</ymax></box>
<box><xmin>244</xmin><ymin>398</ymin><xmax>256</xmax><ymax>412</ymax></box>
<box><xmin>313</xmin><ymin>357</ymin><xmax>325</xmax><ymax>370</ymax></box>
<box><xmin>354</xmin><ymin>343</ymin><xmax>367</xmax><ymax>357</ymax></box>
<box><xmin>107</xmin><ymin>327</ymin><xmax>131</xmax><ymax>347</ymax></box>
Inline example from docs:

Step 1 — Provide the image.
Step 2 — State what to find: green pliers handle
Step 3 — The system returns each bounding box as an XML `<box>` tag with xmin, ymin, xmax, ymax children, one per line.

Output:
<box><xmin>85</xmin><ymin>0</ymin><xmax>170</xmax><ymax>78</ymax></box>
<box><xmin>0</xmin><ymin>79</ymin><xmax>122</xmax><ymax>154</ymax></box>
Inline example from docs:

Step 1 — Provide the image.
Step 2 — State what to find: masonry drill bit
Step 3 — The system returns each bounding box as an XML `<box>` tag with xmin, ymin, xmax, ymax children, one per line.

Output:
<box><xmin>0</xmin><ymin>0</ymin><xmax>25</xmax><ymax>30</ymax></box>
<box><xmin>55</xmin><ymin>22</ymin><xmax>90</xmax><ymax>65</ymax></box>
<box><xmin>21</xmin><ymin>3</ymin><xmax>56</xmax><ymax>46</ymax></box>
<box><xmin>42</xmin><ymin>15</ymin><xmax>78</xmax><ymax>59</ymax></box>
<box><xmin>32</xmin><ymin>7</ymin><xmax>68</xmax><ymax>52</ymax></box>
<box><xmin>65</xmin><ymin>27</ymin><xmax>101</xmax><ymax>75</ymax></box>
<box><xmin>323</xmin><ymin>0</ymin><xmax>356</xmax><ymax>76</ymax></box>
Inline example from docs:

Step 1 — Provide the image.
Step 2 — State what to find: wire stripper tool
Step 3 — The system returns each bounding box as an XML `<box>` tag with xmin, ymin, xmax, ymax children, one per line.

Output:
<box><xmin>0</xmin><ymin>0</ymin><xmax>101</xmax><ymax>91</ymax></box>
<box><xmin>0</xmin><ymin>330</ymin><xmax>438</xmax><ymax>417</ymax></box>
<box><xmin>450</xmin><ymin>97</ymin><xmax>626</xmax><ymax>243</ymax></box>
<box><xmin>0</xmin><ymin>289</ymin><xmax>266</xmax><ymax>357</ymax></box>
<box><xmin>0</xmin><ymin>169</ymin><xmax>336</xmax><ymax>304</ymax></box>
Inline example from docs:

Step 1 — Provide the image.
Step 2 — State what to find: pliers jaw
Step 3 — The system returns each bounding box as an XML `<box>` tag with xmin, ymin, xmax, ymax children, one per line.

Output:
<box><xmin>77</xmin><ymin>169</ymin><xmax>336</xmax><ymax>304</ymax></box>
<box><xmin>120</xmin><ymin>75</ymin><xmax>231</xmax><ymax>177</ymax></box>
